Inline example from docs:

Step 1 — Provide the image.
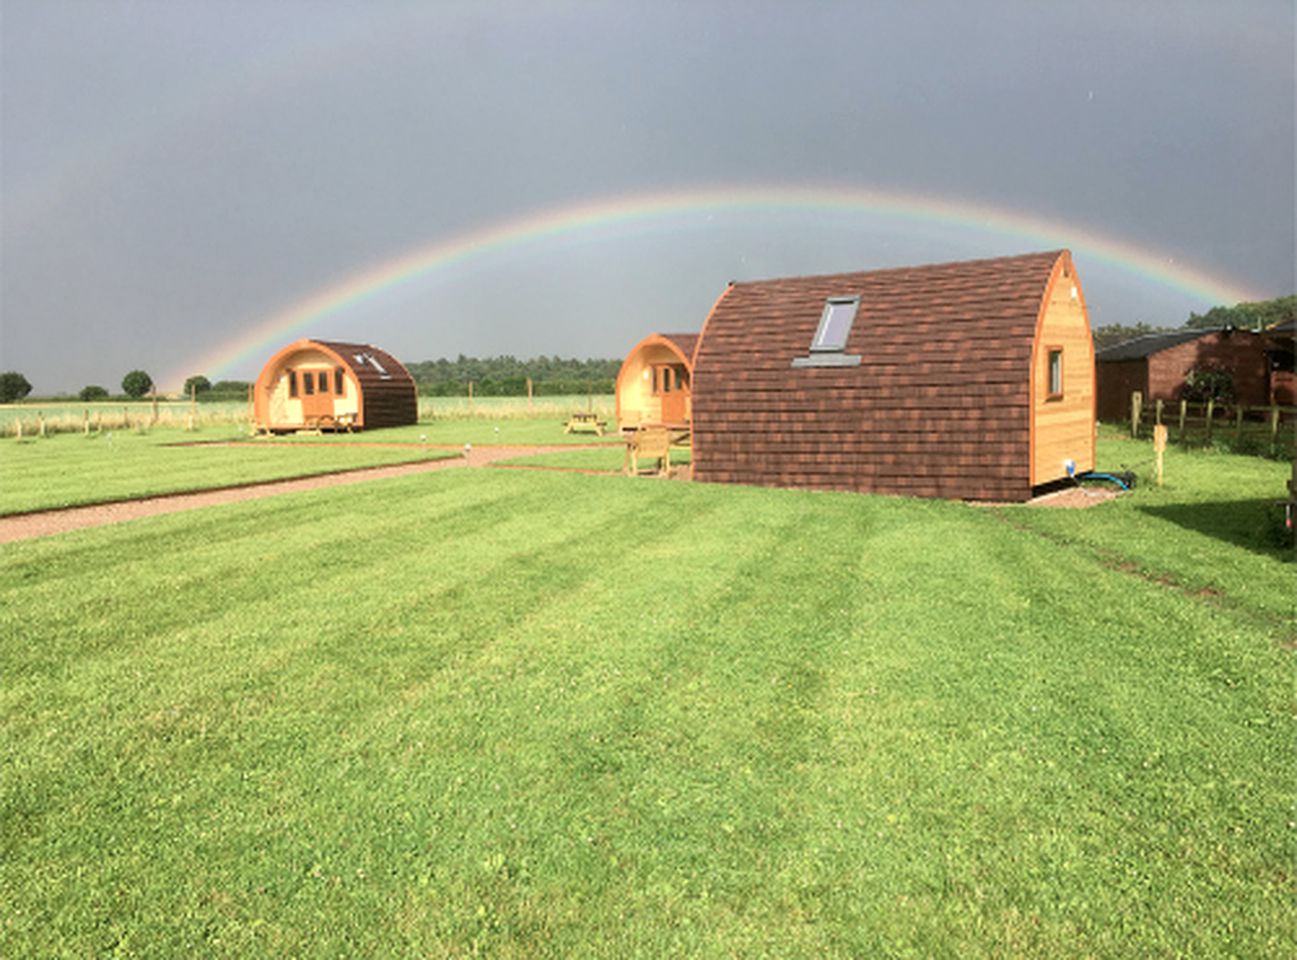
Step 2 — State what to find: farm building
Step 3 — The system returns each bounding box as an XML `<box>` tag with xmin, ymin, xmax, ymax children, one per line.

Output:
<box><xmin>1094</xmin><ymin>326</ymin><xmax>1294</xmax><ymax>422</ymax></box>
<box><xmin>688</xmin><ymin>250</ymin><xmax>1095</xmax><ymax>501</ymax></box>
<box><xmin>615</xmin><ymin>332</ymin><xmax>698</xmax><ymax>430</ymax></box>
<box><xmin>253</xmin><ymin>339</ymin><xmax>418</xmax><ymax>432</ymax></box>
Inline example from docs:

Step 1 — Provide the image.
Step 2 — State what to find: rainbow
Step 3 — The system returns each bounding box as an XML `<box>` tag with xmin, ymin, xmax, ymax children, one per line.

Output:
<box><xmin>166</xmin><ymin>184</ymin><xmax>1264</xmax><ymax>389</ymax></box>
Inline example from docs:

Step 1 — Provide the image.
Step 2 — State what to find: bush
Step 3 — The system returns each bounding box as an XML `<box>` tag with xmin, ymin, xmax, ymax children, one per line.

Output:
<box><xmin>1181</xmin><ymin>365</ymin><xmax>1234</xmax><ymax>403</ymax></box>
<box><xmin>79</xmin><ymin>385</ymin><xmax>110</xmax><ymax>401</ymax></box>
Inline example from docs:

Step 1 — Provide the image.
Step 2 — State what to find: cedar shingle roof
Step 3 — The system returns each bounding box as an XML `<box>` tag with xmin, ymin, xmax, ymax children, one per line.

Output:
<box><xmin>657</xmin><ymin>333</ymin><xmax>699</xmax><ymax>364</ymax></box>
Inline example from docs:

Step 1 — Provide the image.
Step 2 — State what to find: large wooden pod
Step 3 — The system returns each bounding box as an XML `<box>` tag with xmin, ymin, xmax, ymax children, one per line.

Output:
<box><xmin>690</xmin><ymin>250</ymin><xmax>1096</xmax><ymax>501</ymax></box>
<box><xmin>253</xmin><ymin>339</ymin><xmax>418</xmax><ymax>432</ymax></box>
<box><xmin>615</xmin><ymin>332</ymin><xmax>698</xmax><ymax>430</ymax></box>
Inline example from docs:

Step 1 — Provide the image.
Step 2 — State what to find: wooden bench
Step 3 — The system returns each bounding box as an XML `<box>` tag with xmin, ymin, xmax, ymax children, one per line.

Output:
<box><xmin>624</xmin><ymin>426</ymin><xmax>671</xmax><ymax>477</ymax></box>
<box><xmin>564</xmin><ymin>412</ymin><xmax>607</xmax><ymax>436</ymax></box>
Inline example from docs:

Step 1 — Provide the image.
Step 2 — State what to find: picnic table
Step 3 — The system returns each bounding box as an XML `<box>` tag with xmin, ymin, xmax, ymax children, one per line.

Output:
<box><xmin>563</xmin><ymin>412</ymin><xmax>608</xmax><ymax>436</ymax></box>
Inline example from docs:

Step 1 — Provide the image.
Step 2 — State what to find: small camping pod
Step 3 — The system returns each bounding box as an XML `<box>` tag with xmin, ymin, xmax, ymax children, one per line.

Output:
<box><xmin>690</xmin><ymin>250</ymin><xmax>1095</xmax><ymax>501</ymax></box>
<box><xmin>615</xmin><ymin>332</ymin><xmax>698</xmax><ymax>430</ymax></box>
<box><xmin>253</xmin><ymin>339</ymin><xmax>418</xmax><ymax>432</ymax></box>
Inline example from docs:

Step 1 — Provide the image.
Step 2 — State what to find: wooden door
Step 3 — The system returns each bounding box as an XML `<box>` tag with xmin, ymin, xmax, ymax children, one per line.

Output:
<box><xmin>656</xmin><ymin>364</ymin><xmax>688</xmax><ymax>424</ymax></box>
<box><xmin>301</xmin><ymin>369</ymin><xmax>333</xmax><ymax>421</ymax></box>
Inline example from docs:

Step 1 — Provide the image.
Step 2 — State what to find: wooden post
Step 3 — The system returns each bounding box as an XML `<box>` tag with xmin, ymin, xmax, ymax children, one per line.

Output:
<box><xmin>95</xmin><ymin>411</ymin><xmax>102</xmax><ymax>433</ymax></box>
<box><xmin>1130</xmin><ymin>391</ymin><xmax>1143</xmax><ymax>438</ymax></box>
<box><xmin>1154</xmin><ymin>398</ymin><xmax>1163</xmax><ymax>426</ymax></box>
<box><xmin>1270</xmin><ymin>405</ymin><xmax>1281</xmax><ymax>457</ymax></box>
<box><xmin>190</xmin><ymin>382</ymin><xmax>197</xmax><ymax>418</ymax></box>
<box><xmin>527</xmin><ymin>377</ymin><xmax>533</xmax><ymax>413</ymax></box>
<box><xmin>587</xmin><ymin>380</ymin><xmax>593</xmax><ymax>413</ymax></box>
<box><xmin>14</xmin><ymin>417</ymin><xmax>21</xmax><ymax>440</ymax></box>
<box><xmin>38</xmin><ymin>413</ymin><xmax>46</xmax><ymax>438</ymax></box>
<box><xmin>1234</xmin><ymin>404</ymin><xmax>1245</xmax><ymax>442</ymax></box>
<box><xmin>1204</xmin><ymin>397</ymin><xmax>1214</xmax><ymax>441</ymax></box>
<box><xmin>83</xmin><ymin>409</ymin><xmax>90</xmax><ymax>435</ymax></box>
<box><xmin>1153</xmin><ymin>424</ymin><xmax>1167</xmax><ymax>487</ymax></box>
<box><xmin>150</xmin><ymin>390</ymin><xmax>159</xmax><ymax>425</ymax></box>
<box><xmin>1178</xmin><ymin>399</ymin><xmax>1188</xmax><ymax>440</ymax></box>
<box><xmin>468</xmin><ymin>380</ymin><xmax>474</xmax><ymax>414</ymax></box>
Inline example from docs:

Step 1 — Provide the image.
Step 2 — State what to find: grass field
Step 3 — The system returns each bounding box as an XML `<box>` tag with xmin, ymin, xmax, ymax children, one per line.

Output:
<box><xmin>1</xmin><ymin>439</ymin><xmax>1292</xmax><ymax>957</ymax></box>
<box><xmin>0</xmin><ymin>427</ymin><xmax>456</xmax><ymax>515</ymax></box>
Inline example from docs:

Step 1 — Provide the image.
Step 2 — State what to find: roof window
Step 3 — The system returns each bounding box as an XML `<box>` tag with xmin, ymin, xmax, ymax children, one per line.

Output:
<box><xmin>792</xmin><ymin>296</ymin><xmax>863</xmax><ymax>368</ymax></box>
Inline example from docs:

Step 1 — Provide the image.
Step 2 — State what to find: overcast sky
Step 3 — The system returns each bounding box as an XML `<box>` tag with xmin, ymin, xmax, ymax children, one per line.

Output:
<box><xmin>2</xmin><ymin>0</ymin><xmax>1293</xmax><ymax>393</ymax></box>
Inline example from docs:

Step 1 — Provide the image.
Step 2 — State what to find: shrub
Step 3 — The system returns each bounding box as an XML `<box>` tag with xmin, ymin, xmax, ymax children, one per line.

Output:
<box><xmin>1181</xmin><ymin>365</ymin><xmax>1234</xmax><ymax>403</ymax></box>
<box><xmin>79</xmin><ymin>385</ymin><xmax>110</xmax><ymax>401</ymax></box>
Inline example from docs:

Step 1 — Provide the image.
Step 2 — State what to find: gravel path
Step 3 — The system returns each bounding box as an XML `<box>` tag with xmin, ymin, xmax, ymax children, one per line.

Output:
<box><xmin>0</xmin><ymin>444</ymin><xmax>603</xmax><ymax>544</ymax></box>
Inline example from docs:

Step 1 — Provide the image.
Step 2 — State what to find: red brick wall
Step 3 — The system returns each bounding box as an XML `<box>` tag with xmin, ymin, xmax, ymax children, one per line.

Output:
<box><xmin>1149</xmin><ymin>331</ymin><xmax>1271</xmax><ymax>405</ymax></box>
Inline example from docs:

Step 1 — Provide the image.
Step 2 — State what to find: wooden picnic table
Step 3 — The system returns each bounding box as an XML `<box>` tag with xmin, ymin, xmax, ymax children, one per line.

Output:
<box><xmin>563</xmin><ymin>412</ymin><xmax>608</xmax><ymax>436</ymax></box>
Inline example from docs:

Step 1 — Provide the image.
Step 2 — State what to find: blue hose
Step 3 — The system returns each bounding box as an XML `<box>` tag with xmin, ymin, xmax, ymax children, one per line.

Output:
<box><xmin>1077</xmin><ymin>471</ymin><xmax>1131</xmax><ymax>491</ymax></box>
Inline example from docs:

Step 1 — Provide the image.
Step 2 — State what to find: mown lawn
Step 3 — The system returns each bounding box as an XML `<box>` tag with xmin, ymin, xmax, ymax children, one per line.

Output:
<box><xmin>1</xmin><ymin>447</ymin><xmax>1292</xmax><ymax>957</ymax></box>
<box><xmin>0</xmin><ymin>427</ymin><xmax>458</xmax><ymax>515</ymax></box>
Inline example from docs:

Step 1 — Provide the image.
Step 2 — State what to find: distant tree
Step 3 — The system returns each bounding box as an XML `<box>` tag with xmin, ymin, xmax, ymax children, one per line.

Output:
<box><xmin>121</xmin><ymin>369</ymin><xmax>153</xmax><ymax>399</ymax></box>
<box><xmin>79</xmin><ymin>384</ymin><xmax>110</xmax><ymax>401</ymax></box>
<box><xmin>183</xmin><ymin>375</ymin><xmax>212</xmax><ymax>396</ymax></box>
<box><xmin>1186</xmin><ymin>295</ymin><xmax>1296</xmax><ymax>331</ymax></box>
<box><xmin>0</xmin><ymin>371</ymin><xmax>33</xmax><ymax>403</ymax></box>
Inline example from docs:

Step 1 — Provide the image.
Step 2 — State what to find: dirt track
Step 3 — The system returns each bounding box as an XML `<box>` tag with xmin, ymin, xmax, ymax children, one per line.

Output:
<box><xmin>0</xmin><ymin>445</ymin><xmax>602</xmax><ymax>544</ymax></box>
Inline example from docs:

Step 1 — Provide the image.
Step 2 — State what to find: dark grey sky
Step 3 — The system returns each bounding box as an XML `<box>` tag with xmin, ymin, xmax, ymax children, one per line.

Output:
<box><xmin>2</xmin><ymin>0</ymin><xmax>1293</xmax><ymax>392</ymax></box>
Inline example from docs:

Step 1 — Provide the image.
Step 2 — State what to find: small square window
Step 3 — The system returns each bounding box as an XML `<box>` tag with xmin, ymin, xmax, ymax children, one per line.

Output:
<box><xmin>811</xmin><ymin>298</ymin><xmax>860</xmax><ymax>352</ymax></box>
<box><xmin>334</xmin><ymin>368</ymin><xmax>344</xmax><ymax>395</ymax></box>
<box><xmin>1048</xmin><ymin>349</ymin><xmax>1063</xmax><ymax>398</ymax></box>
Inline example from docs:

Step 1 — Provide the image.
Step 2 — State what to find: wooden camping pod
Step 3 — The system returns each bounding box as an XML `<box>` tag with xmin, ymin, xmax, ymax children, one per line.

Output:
<box><xmin>615</xmin><ymin>332</ymin><xmax>698</xmax><ymax>430</ymax></box>
<box><xmin>253</xmin><ymin>339</ymin><xmax>418</xmax><ymax>432</ymax></box>
<box><xmin>688</xmin><ymin>250</ymin><xmax>1097</xmax><ymax>501</ymax></box>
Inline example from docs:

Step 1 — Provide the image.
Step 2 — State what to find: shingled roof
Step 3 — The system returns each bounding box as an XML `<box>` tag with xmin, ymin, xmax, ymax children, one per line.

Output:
<box><xmin>1094</xmin><ymin>329</ymin><xmax>1212</xmax><ymax>362</ymax></box>
<box><xmin>657</xmin><ymin>332</ymin><xmax>699</xmax><ymax>363</ymax></box>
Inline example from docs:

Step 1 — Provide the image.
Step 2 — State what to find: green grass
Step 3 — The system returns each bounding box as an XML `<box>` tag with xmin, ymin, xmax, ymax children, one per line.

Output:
<box><xmin>270</xmin><ymin>417</ymin><xmax>623</xmax><ymax>448</ymax></box>
<box><xmin>0</xmin><ymin>426</ymin><xmax>455</xmax><ymax>515</ymax></box>
<box><xmin>1</xmin><ymin>446</ymin><xmax>1292</xmax><ymax>957</ymax></box>
<box><xmin>497</xmin><ymin>446</ymin><xmax>691</xmax><ymax>471</ymax></box>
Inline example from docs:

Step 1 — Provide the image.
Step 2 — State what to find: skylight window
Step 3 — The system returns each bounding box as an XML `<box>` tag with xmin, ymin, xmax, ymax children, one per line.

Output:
<box><xmin>811</xmin><ymin>298</ymin><xmax>859</xmax><ymax>352</ymax></box>
<box><xmin>792</xmin><ymin>296</ymin><xmax>863</xmax><ymax>368</ymax></box>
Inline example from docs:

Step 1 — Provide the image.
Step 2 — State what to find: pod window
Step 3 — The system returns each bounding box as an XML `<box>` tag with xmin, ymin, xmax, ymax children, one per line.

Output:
<box><xmin>1048</xmin><ymin>349</ymin><xmax>1064</xmax><ymax>398</ymax></box>
<box><xmin>792</xmin><ymin>296</ymin><xmax>863</xmax><ymax>368</ymax></box>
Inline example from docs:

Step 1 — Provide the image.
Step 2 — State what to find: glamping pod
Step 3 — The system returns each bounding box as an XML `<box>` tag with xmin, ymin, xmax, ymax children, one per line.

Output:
<box><xmin>253</xmin><ymin>339</ymin><xmax>418</xmax><ymax>432</ymax></box>
<box><xmin>615</xmin><ymin>332</ymin><xmax>698</xmax><ymax>430</ymax></box>
<box><xmin>690</xmin><ymin>250</ymin><xmax>1095</xmax><ymax>501</ymax></box>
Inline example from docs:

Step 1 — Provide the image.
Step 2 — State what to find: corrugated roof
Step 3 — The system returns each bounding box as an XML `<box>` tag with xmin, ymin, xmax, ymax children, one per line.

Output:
<box><xmin>1094</xmin><ymin>329</ymin><xmax>1212</xmax><ymax>362</ymax></box>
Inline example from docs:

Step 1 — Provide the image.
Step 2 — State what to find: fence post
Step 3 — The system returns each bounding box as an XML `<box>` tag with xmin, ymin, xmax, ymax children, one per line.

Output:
<box><xmin>527</xmin><ymin>377</ymin><xmax>534</xmax><ymax>413</ymax></box>
<box><xmin>1204</xmin><ymin>398</ymin><xmax>1214</xmax><ymax>441</ymax></box>
<box><xmin>1153</xmin><ymin>424</ymin><xmax>1167</xmax><ymax>487</ymax></box>
<box><xmin>14</xmin><ymin>417</ymin><xmax>21</xmax><ymax>440</ymax></box>
<box><xmin>1178</xmin><ymin>399</ymin><xmax>1187</xmax><ymax>440</ymax></box>
<box><xmin>1270</xmin><ymin>405</ymin><xmax>1280</xmax><ymax>457</ymax></box>
<box><xmin>38</xmin><ymin>413</ymin><xmax>46</xmax><ymax>438</ymax></box>
<box><xmin>1155</xmin><ymin>398</ymin><xmax>1163</xmax><ymax>426</ymax></box>
<box><xmin>1130</xmin><ymin>391</ymin><xmax>1143</xmax><ymax>438</ymax></box>
<box><xmin>151</xmin><ymin>390</ymin><xmax>159</xmax><ymax>425</ymax></box>
<box><xmin>468</xmin><ymin>380</ymin><xmax>474</xmax><ymax>414</ymax></box>
<box><xmin>83</xmin><ymin>409</ymin><xmax>90</xmax><ymax>435</ymax></box>
<box><xmin>1234</xmin><ymin>404</ymin><xmax>1245</xmax><ymax>442</ymax></box>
